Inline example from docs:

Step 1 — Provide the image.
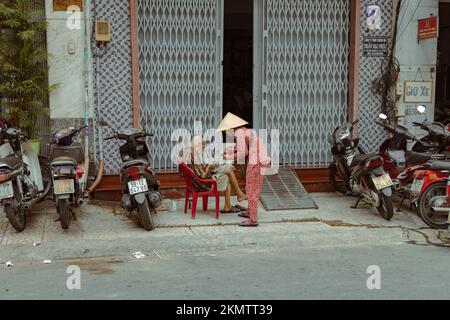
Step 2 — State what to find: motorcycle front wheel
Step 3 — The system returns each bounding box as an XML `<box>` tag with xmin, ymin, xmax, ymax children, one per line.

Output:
<box><xmin>376</xmin><ymin>192</ymin><xmax>394</xmax><ymax>221</ymax></box>
<box><xmin>57</xmin><ymin>198</ymin><xmax>71</xmax><ymax>230</ymax></box>
<box><xmin>418</xmin><ymin>182</ymin><xmax>449</xmax><ymax>230</ymax></box>
<box><xmin>5</xmin><ymin>183</ymin><xmax>26</xmax><ymax>232</ymax></box>
<box><xmin>137</xmin><ymin>197</ymin><xmax>155</xmax><ymax>231</ymax></box>
<box><xmin>329</xmin><ymin>163</ymin><xmax>349</xmax><ymax>195</ymax></box>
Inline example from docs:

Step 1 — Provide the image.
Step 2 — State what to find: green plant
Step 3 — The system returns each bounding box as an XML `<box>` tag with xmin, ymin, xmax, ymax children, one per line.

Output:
<box><xmin>0</xmin><ymin>0</ymin><xmax>57</xmax><ymax>139</ymax></box>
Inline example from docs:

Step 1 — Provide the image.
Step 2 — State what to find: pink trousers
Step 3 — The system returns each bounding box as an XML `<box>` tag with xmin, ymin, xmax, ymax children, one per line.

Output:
<box><xmin>245</xmin><ymin>164</ymin><xmax>265</xmax><ymax>222</ymax></box>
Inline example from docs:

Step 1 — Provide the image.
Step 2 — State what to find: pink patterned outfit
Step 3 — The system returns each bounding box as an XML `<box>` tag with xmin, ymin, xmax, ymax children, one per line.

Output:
<box><xmin>228</xmin><ymin>128</ymin><xmax>271</xmax><ymax>222</ymax></box>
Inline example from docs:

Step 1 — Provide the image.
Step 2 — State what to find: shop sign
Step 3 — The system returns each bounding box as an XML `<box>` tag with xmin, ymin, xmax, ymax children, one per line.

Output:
<box><xmin>362</xmin><ymin>36</ymin><xmax>389</xmax><ymax>57</ymax></box>
<box><xmin>418</xmin><ymin>16</ymin><xmax>438</xmax><ymax>41</ymax></box>
<box><xmin>53</xmin><ymin>0</ymin><xmax>83</xmax><ymax>11</ymax></box>
<box><xmin>404</xmin><ymin>81</ymin><xmax>433</xmax><ymax>103</ymax></box>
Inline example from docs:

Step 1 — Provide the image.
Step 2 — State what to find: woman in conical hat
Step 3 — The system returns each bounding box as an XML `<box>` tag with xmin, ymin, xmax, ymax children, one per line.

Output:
<box><xmin>218</xmin><ymin>113</ymin><xmax>271</xmax><ymax>227</ymax></box>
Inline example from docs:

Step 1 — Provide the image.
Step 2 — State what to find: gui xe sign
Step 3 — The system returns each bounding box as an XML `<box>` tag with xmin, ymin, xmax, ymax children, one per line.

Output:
<box><xmin>404</xmin><ymin>81</ymin><xmax>433</xmax><ymax>103</ymax></box>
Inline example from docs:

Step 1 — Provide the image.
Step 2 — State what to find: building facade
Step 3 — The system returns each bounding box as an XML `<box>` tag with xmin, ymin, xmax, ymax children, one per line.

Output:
<box><xmin>43</xmin><ymin>0</ymin><xmax>447</xmax><ymax>177</ymax></box>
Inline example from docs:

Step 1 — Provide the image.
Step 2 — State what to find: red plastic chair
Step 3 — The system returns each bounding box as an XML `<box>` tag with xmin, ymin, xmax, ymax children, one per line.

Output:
<box><xmin>179</xmin><ymin>163</ymin><xmax>220</xmax><ymax>219</ymax></box>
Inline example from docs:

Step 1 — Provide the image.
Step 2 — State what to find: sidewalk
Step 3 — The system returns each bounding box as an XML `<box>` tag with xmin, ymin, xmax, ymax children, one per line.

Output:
<box><xmin>1</xmin><ymin>192</ymin><xmax>449</xmax><ymax>266</ymax></box>
<box><xmin>0</xmin><ymin>192</ymin><xmax>444</xmax><ymax>246</ymax></box>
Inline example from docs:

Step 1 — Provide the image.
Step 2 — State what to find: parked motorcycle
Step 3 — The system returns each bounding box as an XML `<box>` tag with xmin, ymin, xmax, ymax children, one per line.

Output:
<box><xmin>410</xmin><ymin>106</ymin><xmax>450</xmax><ymax>154</ymax></box>
<box><xmin>412</xmin><ymin>160</ymin><xmax>450</xmax><ymax>230</ymax></box>
<box><xmin>329</xmin><ymin>120</ymin><xmax>395</xmax><ymax>220</ymax></box>
<box><xmin>0</xmin><ymin>127</ymin><xmax>51</xmax><ymax>232</ymax></box>
<box><xmin>49</xmin><ymin>126</ymin><xmax>88</xmax><ymax>229</ymax></box>
<box><xmin>376</xmin><ymin>112</ymin><xmax>449</xmax><ymax>212</ymax></box>
<box><xmin>329</xmin><ymin>120</ymin><xmax>361</xmax><ymax>194</ymax></box>
<box><xmin>104</xmin><ymin>125</ymin><xmax>162</xmax><ymax>231</ymax></box>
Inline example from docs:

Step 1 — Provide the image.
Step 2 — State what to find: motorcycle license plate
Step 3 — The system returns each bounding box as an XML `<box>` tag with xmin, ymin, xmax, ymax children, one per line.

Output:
<box><xmin>0</xmin><ymin>181</ymin><xmax>14</xmax><ymax>200</ymax></box>
<box><xmin>410</xmin><ymin>179</ymin><xmax>424</xmax><ymax>195</ymax></box>
<box><xmin>54</xmin><ymin>179</ymin><xmax>75</xmax><ymax>195</ymax></box>
<box><xmin>128</xmin><ymin>179</ymin><xmax>148</xmax><ymax>195</ymax></box>
<box><xmin>372</xmin><ymin>174</ymin><xmax>394</xmax><ymax>191</ymax></box>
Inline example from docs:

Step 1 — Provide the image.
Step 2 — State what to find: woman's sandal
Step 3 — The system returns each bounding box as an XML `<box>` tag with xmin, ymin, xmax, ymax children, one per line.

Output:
<box><xmin>239</xmin><ymin>220</ymin><xmax>259</xmax><ymax>227</ymax></box>
<box><xmin>234</xmin><ymin>205</ymin><xmax>248</xmax><ymax>212</ymax></box>
<box><xmin>238</xmin><ymin>211</ymin><xmax>251</xmax><ymax>219</ymax></box>
<box><xmin>221</xmin><ymin>206</ymin><xmax>241</xmax><ymax>214</ymax></box>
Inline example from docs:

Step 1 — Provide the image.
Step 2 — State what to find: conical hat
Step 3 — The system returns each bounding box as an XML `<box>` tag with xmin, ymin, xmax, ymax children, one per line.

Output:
<box><xmin>217</xmin><ymin>113</ymin><xmax>249</xmax><ymax>132</ymax></box>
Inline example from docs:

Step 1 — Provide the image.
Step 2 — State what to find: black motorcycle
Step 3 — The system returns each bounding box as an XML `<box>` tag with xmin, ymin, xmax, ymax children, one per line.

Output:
<box><xmin>105</xmin><ymin>126</ymin><xmax>162</xmax><ymax>231</ymax></box>
<box><xmin>49</xmin><ymin>126</ymin><xmax>88</xmax><ymax>229</ymax></box>
<box><xmin>0</xmin><ymin>128</ymin><xmax>51</xmax><ymax>232</ymax></box>
<box><xmin>411</xmin><ymin>121</ymin><xmax>450</xmax><ymax>154</ymax></box>
<box><xmin>329</xmin><ymin>120</ymin><xmax>361</xmax><ymax>194</ymax></box>
<box><xmin>329</xmin><ymin>120</ymin><xmax>395</xmax><ymax>220</ymax></box>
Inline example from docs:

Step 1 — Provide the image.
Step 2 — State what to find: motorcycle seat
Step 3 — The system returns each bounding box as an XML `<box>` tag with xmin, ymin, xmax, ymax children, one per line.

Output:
<box><xmin>0</xmin><ymin>155</ymin><xmax>21</xmax><ymax>171</ymax></box>
<box><xmin>121</xmin><ymin>159</ymin><xmax>149</xmax><ymax>171</ymax></box>
<box><xmin>51</xmin><ymin>156</ymin><xmax>77</xmax><ymax>167</ymax></box>
<box><xmin>351</xmin><ymin>153</ymin><xmax>381</xmax><ymax>166</ymax></box>
<box><xmin>426</xmin><ymin>161</ymin><xmax>450</xmax><ymax>171</ymax></box>
<box><xmin>405</xmin><ymin>151</ymin><xmax>437</xmax><ymax>165</ymax></box>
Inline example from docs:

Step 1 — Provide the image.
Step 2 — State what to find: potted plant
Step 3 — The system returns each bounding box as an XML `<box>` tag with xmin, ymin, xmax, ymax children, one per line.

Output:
<box><xmin>0</xmin><ymin>0</ymin><xmax>57</xmax><ymax>154</ymax></box>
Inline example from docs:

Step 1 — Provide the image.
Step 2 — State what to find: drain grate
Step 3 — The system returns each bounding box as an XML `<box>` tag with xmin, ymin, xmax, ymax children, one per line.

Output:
<box><xmin>260</xmin><ymin>169</ymin><xmax>319</xmax><ymax>211</ymax></box>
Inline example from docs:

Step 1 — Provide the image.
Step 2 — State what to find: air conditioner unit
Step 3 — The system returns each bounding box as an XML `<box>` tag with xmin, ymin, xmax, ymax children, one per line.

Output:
<box><xmin>95</xmin><ymin>20</ymin><xmax>111</xmax><ymax>43</ymax></box>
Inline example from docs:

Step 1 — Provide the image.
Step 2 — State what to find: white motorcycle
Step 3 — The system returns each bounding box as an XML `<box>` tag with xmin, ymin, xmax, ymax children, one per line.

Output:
<box><xmin>0</xmin><ymin>128</ymin><xmax>51</xmax><ymax>232</ymax></box>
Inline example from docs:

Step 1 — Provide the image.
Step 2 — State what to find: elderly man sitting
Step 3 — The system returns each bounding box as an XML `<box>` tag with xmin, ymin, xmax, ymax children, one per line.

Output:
<box><xmin>181</xmin><ymin>135</ymin><xmax>248</xmax><ymax>214</ymax></box>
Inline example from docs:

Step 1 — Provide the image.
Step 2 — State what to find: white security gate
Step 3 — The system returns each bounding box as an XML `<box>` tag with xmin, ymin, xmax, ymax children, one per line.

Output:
<box><xmin>138</xmin><ymin>0</ymin><xmax>223</xmax><ymax>171</ymax></box>
<box><xmin>257</xmin><ymin>0</ymin><xmax>350</xmax><ymax>167</ymax></box>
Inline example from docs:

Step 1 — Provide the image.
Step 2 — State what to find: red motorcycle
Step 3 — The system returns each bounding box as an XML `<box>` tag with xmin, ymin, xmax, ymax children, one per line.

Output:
<box><xmin>377</xmin><ymin>114</ymin><xmax>450</xmax><ymax>212</ymax></box>
<box><xmin>412</xmin><ymin>160</ymin><xmax>450</xmax><ymax>229</ymax></box>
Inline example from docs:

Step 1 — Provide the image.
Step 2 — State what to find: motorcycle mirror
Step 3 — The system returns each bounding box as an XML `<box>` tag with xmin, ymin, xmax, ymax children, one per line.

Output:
<box><xmin>379</xmin><ymin>113</ymin><xmax>388</xmax><ymax>120</ymax></box>
<box><xmin>417</xmin><ymin>105</ymin><xmax>426</xmax><ymax>114</ymax></box>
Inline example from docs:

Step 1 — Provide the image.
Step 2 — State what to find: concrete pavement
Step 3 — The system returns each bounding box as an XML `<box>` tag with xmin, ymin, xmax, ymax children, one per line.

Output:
<box><xmin>0</xmin><ymin>192</ymin><xmax>445</xmax><ymax>246</ymax></box>
<box><xmin>0</xmin><ymin>193</ymin><xmax>448</xmax><ymax>263</ymax></box>
<box><xmin>0</xmin><ymin>193</ymin><xmax>449</xmax><ymax>300</ymax></box>
<box><xmin>1</xmin><ymin>242</ymin><xmax>449</xmax><ymax>300</ymax></box>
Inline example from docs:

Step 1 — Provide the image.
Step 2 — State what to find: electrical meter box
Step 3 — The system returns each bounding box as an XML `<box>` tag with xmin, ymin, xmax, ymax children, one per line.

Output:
<box><xmin>95</xmin><ymin>20</ymin><xmax>111</xmax><ymax>43</ymax></box>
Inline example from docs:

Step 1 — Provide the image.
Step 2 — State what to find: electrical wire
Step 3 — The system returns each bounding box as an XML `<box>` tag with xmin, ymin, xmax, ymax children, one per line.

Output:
<box><xmin>371</xmin><ymin>0</ymin><xmax>403</xmax><ymax>118</ymax></box>
<box><xmin>396</xmin><ymin>0</ymin><xmax>409</xmax><ymax>36</ymax></box>
<box><xmin>397</xmin><ymin>0</ymin><xmax>422</xmax><ymax>41</ymax></box>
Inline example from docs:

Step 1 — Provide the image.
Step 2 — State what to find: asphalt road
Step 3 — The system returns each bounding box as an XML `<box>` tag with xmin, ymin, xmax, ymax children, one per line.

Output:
<box><xmin>1</xmin><ymin>240</ymin><xmax>449</xmax><ymax>300</ymax></box>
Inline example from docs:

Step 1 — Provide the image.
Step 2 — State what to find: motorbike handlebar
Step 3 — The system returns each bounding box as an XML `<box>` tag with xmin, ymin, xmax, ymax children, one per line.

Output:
<box><xmin>105</xmin><ymin>131</ymin><xmax>154</xmax><ymax>141</ymax></box>
<box><xmin>105</xmin><ymin>135</ymin><xmax>116</xmax><ymax>141</ymax></box>
<box><xmin>77</xmin><ymin>125</ymin><xmax>89</xmax><ymax>132</ymax></box>
<box><xmin>375</xmin><ymin>120</ymin><xmax>390</xmax><ymax>128</ymax></box>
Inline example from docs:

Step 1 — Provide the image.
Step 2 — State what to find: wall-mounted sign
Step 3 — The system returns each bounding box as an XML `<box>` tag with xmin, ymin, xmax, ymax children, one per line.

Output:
<box><xmin>365</xmin><ymin>5</ymin><xmax>382</xmax><ymax>30</ymax></box>
<box><xmin>418</xmin><ymin>16</ymin><xmax>438</xmax><ymax>41</ymax></box>
<box><xmin>363</xmin><ymin>36</ymin><xmax>389</xmax><ymax>57</ymax></box>
<box><xmin>404</xmin><ymin>81</ymin><xmax>433</xmax><ymax>103</ymax></box>
<box><xmin>53</xmin><ymin>0</ymin><xmax>83</xmax><ymax>12</ymax></box>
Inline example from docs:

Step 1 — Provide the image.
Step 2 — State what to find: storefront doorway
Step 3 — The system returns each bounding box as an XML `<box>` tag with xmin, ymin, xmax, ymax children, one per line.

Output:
<box><xmin>223</xmin><ymin>0</ymin><xmax>254</xmax><ymax>126</ymax></box>
<box><xmin>137</xmin><ymin>0</ymin><xmax>351</xmax><ymax>171</ymax></box>
<box><xmin>436</xmin><ymin>2</ymin><xmax>450</xmax><ymax>125</ymax></box>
